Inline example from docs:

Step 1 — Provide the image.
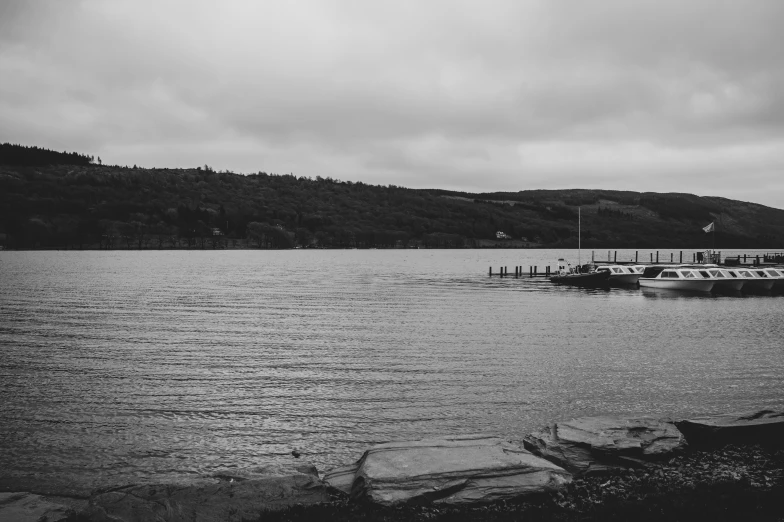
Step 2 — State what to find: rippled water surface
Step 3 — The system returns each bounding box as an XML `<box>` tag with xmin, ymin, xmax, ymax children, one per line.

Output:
<box><xmin>1</xmin><ymin>250</ymin><xmax>783</xmax><ymax>495</ymax></box>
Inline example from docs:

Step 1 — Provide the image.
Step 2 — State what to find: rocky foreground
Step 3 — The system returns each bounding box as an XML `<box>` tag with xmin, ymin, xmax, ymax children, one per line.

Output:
<box><xmin>2</xmin><ymin>410</ymin><xmax>782</xmax><ymax>522</ymax></box>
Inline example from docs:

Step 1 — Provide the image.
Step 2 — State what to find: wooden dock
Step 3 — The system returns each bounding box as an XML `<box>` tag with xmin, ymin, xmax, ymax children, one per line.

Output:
<box><xmin>489</xmin><ymin>266</ymin><xmax>552</xmax><ymax>278</ymax></box>
<box><xmin>488</xmin><ymin>250</ymin><xmax>784</xmax><ymax>277</ymax></box>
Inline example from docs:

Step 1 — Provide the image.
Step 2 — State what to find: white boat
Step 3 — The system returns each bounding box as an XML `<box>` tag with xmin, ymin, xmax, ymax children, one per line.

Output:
<box><xmin>594</xmin><ymin>265</ymin><xmax>643</xmax><ymax>285</ymax></box>
<box><xmin>759</xmin><ymin>268</ymin><xmax>784</xmax><ymax>291</ymax></box>
<box><xmin>705</xmin><ymin>268</ymin><xmax>745</xmax><ymax>292</ymax></box>
<box><xmin>735</xmin><ymin>268</ymin><xmax>775</xmax><ymax>292</ymax></box>
<box><xmin>638</xmin><ymin>267</ymin><xmax>715</xmax><ymax>292</ymax></box>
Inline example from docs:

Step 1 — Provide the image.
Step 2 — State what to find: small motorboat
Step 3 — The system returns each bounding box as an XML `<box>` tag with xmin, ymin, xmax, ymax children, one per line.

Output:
<box><xmin>550</xmin><ymin>258</ymin><xmax>610</xmax><ymax>287</ymax></box>
<box><xmin>638</xmin><ymin>266</ymin><xmax>715</xmax><ymax>292</ymax></box>
<box><xmin>595</xmin><ymin>265</ymin><xmax>643</xmax><ymax>285</ymax></box>
<box><xmin>758</xmin><ymin>267</ymin><xmax>784</xmax><ymax>291</ymax></box>
<box><xmin>704</xmin><ymin>268</ymin><xmax>745</xmax><ymax>292</ymax></box>
<box><xmin>740</xmin><ymin>268</ymin><xmax>776</xmax><ymax>292</ymax></box>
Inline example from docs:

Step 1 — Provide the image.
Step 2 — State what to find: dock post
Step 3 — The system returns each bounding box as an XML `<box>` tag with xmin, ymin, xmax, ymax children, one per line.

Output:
<box><xmin>693</xmin><ymin>253</ymin><xmax>696</xmax><ymax>262</ymax></box>
<box><xmin>608</xmin><ymin>250</ymin><xmax>611</xmax><ymax>262</ymax></box>
<box><xmin>489</xmin><ymin>267</ymin><xmax>492</xmax><ymax>276</ymax></box>
<box><xmin>546</xmin><ymin>266</ymin><xmax>550</xmax><ymax>275</ymax></box>
<box><xmin>529</xmin><ymin>266</ymin><xmax>533</xmax><ymax>277</ymax></box>
<box><xmin>650</xmin><ymin>253</ymin><xmax>653</xmax><ymax>263</ymax></box>
<box><xmin>614</xmin><ymin>251</ymin><xmax>617</xmax><ymax>262</ymax></box>
<box><xmin>671</xmin><ymin>253</ymin><xmax>673</xmax><ymax>262</ymax></box>
<box><xmin>635</xmin><ymin>251</ymin><xmax>638</xmax><ymax>263</ymax></box>
<box><xmin>744</xmin><ymin>254</ymin><xmax>747</xmax><ymax>263</ymax></box>
<box><xmin>680</xmin><ymin>251</ymin><xmax>683</xmax><ymax>263</ymax></box>
<box><xmin>592</xmin><ymin>251</ymin><xmax>595</xmax><ymax>262</ymax></box>
<box><xmin>534</xmin><ymin>266</ymin><xmax>538</xmax><ymax>276</ymax></box>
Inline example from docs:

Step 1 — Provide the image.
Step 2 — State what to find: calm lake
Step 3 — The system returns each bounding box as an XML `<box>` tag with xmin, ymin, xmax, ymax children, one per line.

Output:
<box><xmin>1</xmin><ymin>249</ymin><xmax>783</xmax><ymax>495</ymax></box>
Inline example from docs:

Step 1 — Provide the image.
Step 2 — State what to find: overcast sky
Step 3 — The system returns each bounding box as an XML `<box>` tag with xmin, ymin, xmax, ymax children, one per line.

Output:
<box><xmin>2</xmin><ymin>1</ymin><xmax>784</xmax><ymax>208</ymax></box>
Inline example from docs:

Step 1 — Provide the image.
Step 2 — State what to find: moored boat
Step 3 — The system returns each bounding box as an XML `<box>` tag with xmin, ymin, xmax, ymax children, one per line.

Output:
<box><xmin>758</xmin><ymin>267</ymin><xmax>784</xmax><ymax>291</ymax></box>
<box><xmin>550</xmin><ymin>259</ymin><xmax>610</xmax><ymax>287</ymax></box>
<box><xmin>705</xmin><ymin>268</ymin><xmax>745</xmax><ymax>292</ymax></box>
<box><xmin>595</xmin><ymin>265</ymin><xmax>643</xmax><ymax>285</ymax></box>
<box><xmin>736</xmin><ymin>268</ymin><xmax>775</xmax><ymax>292</ymax></box>
<box><xmin>638</xmin><ymin>266</ymin><xmax>715</xmax><ymax>292</ymax></box>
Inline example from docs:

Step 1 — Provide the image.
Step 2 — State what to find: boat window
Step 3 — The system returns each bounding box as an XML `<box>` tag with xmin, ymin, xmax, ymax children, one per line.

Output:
<box><xmin>709</xmin><ymin>270</ymin><xmax>724</xmax><ymax>278</ymax></box>
<box><xmin>661</xmin><ymin>271</ymin><xmax>675</xmax><ymax>278</ymax></box>
<box><xmin>699</xmin><ymin>271</ymin><xmax>711</xmax><ymax>278</ymax></box>
<box><xmin>726</xmin><ymin>271</ymin><xmax>737</xmax><ymax>278</ymax></box>
<box><xmin>612</xmin><ymin>268</ymin><xmax>622</xmax><ymax>273</ymax></box>
<box><xmin>682</xmin><ymin>271</ymin><xmax>695</xmax><ymax>278</ymax></box>
<box><xmin>765</xmin><ymin>270</ymin><xmax>778</xmax><ymax>277</ymax></box>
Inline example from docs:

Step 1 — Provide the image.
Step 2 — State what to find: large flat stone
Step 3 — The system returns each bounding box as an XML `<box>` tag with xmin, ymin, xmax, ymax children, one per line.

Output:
<box><xmin>328</xmin><ymin>434</ymin><xmax>571</xmax><ymax>506</ymax></box>
<box><xmin>0</xmin><ymin>492</ymin><xmax>73</xmax><ymax>522</ymax></box>
<box><xmin>86</xmin><ymin>464</ymin><xmax>328</xmax><ymax>522</ymax></box>
<box><xmin>523</xmin><ymin>416</ymin><xmax>687</xmax><ymax>475</ymax></box>
<box><xmin>675</xmin><ymin>409</ymin><xmax>784</xmax><ymax>445</ymax></box>
<box><xmin>323</xmin><ymin>463</ymin><xmax>359</xmax><ymax>496</ymax></box>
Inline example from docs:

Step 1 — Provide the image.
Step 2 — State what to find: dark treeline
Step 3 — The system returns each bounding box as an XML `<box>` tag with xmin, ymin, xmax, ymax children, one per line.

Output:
<box><xmin>1</xmin><ymin>143</ymin><xmax>95</xmax><ymax>167</ymax></box>
<box><xmin>598</xmin><ymin>207</ymin><xmax>635</xmax><ymax>220</ymax></box>
<box><xmin>1</xmin><ymin>150</ymin><xmax>784</xmax><ymax>250</ymax></box>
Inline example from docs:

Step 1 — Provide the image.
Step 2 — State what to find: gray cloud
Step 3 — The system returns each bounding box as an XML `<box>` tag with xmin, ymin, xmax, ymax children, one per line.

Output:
<box><xmin>2</xmin><ymin>0</ymin><xmax>784</xmax><ymax>207</ymax></box>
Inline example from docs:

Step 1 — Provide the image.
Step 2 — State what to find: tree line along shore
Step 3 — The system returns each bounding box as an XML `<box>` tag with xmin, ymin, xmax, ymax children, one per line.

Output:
<box><xmin>2</xmin><ymin>142</ymin><xmax>784</xmax><ymax>251</ymax></box>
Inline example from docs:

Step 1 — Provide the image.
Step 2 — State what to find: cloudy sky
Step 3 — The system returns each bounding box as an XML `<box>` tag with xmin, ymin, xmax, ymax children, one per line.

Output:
<box><xmin>2</xmin><ymin>1</ymin><xmax>784</xmax><ymax>208</ymax></box>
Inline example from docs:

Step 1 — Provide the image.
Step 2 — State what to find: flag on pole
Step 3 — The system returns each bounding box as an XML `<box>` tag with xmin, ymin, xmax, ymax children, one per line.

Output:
<box><xmin>702</xmin><ymin>222</ymin><xmax>714</xmax><ymax>233</ymax></box>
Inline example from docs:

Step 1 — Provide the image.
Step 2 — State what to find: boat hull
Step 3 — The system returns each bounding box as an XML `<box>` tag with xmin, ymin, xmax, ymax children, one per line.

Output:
<box><xmin>638</xmin><ymin>279</ymin><xmax>714</xmax><ymax>292</ymax></box>
<box><xmin>550</xmin><ymin>272</ymin><xmax>610</xmax><ymax>287</ymax></box>
<box><xmin>608</xmin><ymin>274</ymin><xmax>642</xmax><ymax>285</ymax></box>
<box><xmin>744</xmin><ymin>279</ymin><xmax>775</xmax><ymax>292</ymax></box>
<box><xmin>712</xmin><ymin>280</ymin><xmax>745</xmax><ymax>292</ymax></box>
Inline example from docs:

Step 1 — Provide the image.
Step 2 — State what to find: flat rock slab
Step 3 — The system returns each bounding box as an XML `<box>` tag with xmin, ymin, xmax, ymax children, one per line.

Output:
<box><xmin>675</xmin><ymin>409</ymin><xmax>784</xmax><ymax>445</ymax></box>
<box><xmin>87</xmin><ymin>467</ymin><xmax>328</xmax><ymax>522</ymax></box>
<box><xmin>326</xmin><ymin>434</ymin><xmax>571</xmax><ymax>506</ymax></box>
<box><xmin>523</xmin><ymin>416</ymin><xmax>687</xmax><ymax>475</ymax></box>
<box><xmin>0</xmin><ymin>492</ymin><xmax>73</xmax><ymax>522</ymax></box>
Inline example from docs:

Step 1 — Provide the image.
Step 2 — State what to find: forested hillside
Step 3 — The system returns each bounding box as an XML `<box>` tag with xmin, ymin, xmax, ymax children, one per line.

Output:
<box><xmin>1</xmin><ymin>145</ymin><xmax>783</xmax><ymax>250</ymax></box>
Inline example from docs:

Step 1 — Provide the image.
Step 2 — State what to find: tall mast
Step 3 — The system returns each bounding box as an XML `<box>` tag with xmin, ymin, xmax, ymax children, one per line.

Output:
<box><xmin>578</xmin><ymin>207</ymin><xmax>581</xmax><ymax>265</ymax></box>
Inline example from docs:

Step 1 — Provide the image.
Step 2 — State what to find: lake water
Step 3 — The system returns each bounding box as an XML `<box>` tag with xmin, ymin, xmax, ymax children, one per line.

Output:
<box><xmin>1</xmin><ymin>249</ymin><xmax>783</xmax><ymax>496</ymax></box>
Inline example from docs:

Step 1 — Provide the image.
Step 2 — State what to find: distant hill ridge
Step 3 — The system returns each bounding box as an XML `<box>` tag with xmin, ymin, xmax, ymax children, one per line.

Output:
<box><xmin>1</xmin><ymin>143</ymin><xmax>782</xmax><ymax>249</ymax></box>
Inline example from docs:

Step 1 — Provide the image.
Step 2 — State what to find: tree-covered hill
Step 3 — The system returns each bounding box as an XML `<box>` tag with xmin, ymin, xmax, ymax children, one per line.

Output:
<box><xmin>1</xmin><ymin>157</ymin><xmax>783</xmax><ymax>250</ymax></box>
<box><xmin>0</xmin><ymin>142</ymin><xmax>95</xmax><ymax>167</ymax></box>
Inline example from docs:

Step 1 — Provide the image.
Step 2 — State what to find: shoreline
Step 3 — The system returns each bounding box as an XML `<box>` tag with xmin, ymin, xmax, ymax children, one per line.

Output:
<box><xmin>2</xmin><ymin>411</ymin><xmax>782</xmax><ymax>521</ymax></box>
<box><xmin>3</xmin><ymin>443</ymin><xmax>781</xmax><ymax>522</ymax></box>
